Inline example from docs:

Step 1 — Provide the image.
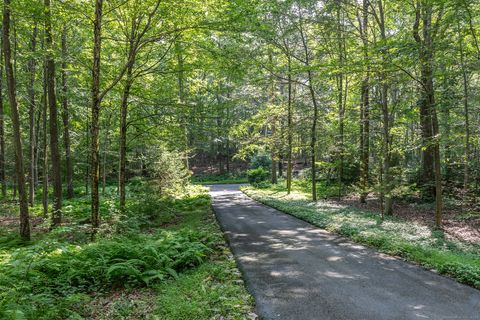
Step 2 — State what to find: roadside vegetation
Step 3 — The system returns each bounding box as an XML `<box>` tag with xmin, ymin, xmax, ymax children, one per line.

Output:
<box><xmin>191</xmin><ymin>173</ymin><xmax>248</xmax><ymax>185</ymax></box>
<box><xmin>243</xmin><ymin>181</ymin><xmax>480</xmax><ymax>289</ymax></box>
<box><xmin>0</xmin><ymin>182</ymin><xmax>254</xmax><ymax>319</ymax></box>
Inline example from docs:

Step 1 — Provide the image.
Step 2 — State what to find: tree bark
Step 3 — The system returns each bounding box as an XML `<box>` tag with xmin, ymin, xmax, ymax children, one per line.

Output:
<box><xmin>3</xmin><ymin>0</ymin><xmax>30</xmax><ymax>240</ymax></box>
<box><xmin>28</xmin><ymin>25</ymin><xmax>37</xmax><ymax>207</ymax></box>
<box><xmin>0</xmin><ymin>35</ymin><xmax>6</xmax><ymax>199</ymax></box>
<box><xmin>175</xmin><ymin>39</ymin><xmax>189</xmax><ymax>170</ymax></box>
<box><xmin>91</xmin><ymin>0</ymin><xmax>103</xmax><ymax>238</ymax></box>
<box><xmin>42</xmin><ymin>65</ymin><xmax>48</xmax><ymax>218</ymax></box>
<box><xmin>61</xmin><ymin>27</ymin><xmax>74</xmax><ymax>199</ymax></box>
<box><xmin>359</xmin><ymin>0</ymin><xmax>370</xmax><ymax>204</ymax></box>
<box><xmin>286</xmin><ymin>60</ymin><xmax>293</xmax><ymax>194</ymax></box>
<box><xmin>45</xmin><ymin>0</ymin><xmax>62</xmax><ymax>226</ymax></box>
<box><xmin>298</xmin><ymin>18</ymin><xmax>318</xmax><ymax>201</ymax></box>
<box><xmin>413</xmin><ymin>0</ymin><xmax>442</xmax><ymax>227</ymax></box>
<box><xmin>336</xmin><ymin>5</ymin><xmax>345</xmax><ymax>196</ymax></box>
<box><xmin>119</xmin><ymin>47</ymin><xmax>135</xmax><ymax>212</ymax></box>
<box><xmin>459</xmin><ymin>25</ymin><xmax>470</xmax><ymax>193</ymax></box>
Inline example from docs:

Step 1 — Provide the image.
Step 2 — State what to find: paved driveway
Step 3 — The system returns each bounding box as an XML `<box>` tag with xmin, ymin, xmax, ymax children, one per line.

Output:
<box><xmin>209</xmin><ymin>184</ymin><xmax>480</xmax><ymax>320</ymax></box>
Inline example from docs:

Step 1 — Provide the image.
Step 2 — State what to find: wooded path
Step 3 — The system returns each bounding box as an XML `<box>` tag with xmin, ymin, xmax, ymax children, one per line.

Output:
<box><xmin>210</xmin><ymin>184</ymin><xmax>480</xmax><ymax>320</ymax></box>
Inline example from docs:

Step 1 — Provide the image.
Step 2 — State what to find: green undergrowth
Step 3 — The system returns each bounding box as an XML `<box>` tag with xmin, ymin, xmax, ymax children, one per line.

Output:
<box><xmin>0</xmin><ymin>183</ymin><xmax>254</xmax><ymax>319</ymax></box>
<box><xmin>243</xmin><ymin>184</ymin><xmax>480</xmax><ymax>289</ymax></box>
<box><xmin>191</xmin><ymin>173</ymin><xmax>248</xmax><ymax>185</ymax></box>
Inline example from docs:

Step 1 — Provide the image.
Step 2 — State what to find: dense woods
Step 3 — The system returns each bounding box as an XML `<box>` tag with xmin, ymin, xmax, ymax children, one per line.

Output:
<box><xmin>1</xmin><ymin>0</ymin><xmax>479</xmax><ymax>237</ymax></box>
<box><xmin>0</xmin><ymin>0</ymin><xmax>479</xmax><ymax>318</ymax></box>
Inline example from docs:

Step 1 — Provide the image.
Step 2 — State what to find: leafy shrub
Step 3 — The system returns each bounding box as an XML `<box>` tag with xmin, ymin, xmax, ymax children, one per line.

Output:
<box><xmin>247</xmin><ymin>167</ymin><xmax>270</xmax><ymax>185</ymax></box>
<box><xmin>249</xmin><ymin>151</ymin><xmax>271</xmax><ymax>170</ymax></box>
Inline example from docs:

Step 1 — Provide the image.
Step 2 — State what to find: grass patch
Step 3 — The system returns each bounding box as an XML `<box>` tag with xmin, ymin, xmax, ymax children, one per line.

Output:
<box><xmin>154</xmin><ymin>248</ymin><xmax>255</xmax><ymax>319</ymax></box>
<box><xmin>242</xmin><ymin>184</ymin><xmax>480</xmax><ymax>289</ymax></box>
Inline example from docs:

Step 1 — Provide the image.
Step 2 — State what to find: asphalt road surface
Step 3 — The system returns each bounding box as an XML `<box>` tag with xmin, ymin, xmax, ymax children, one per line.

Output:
<box><xmin>209</xmin><ymin>184</ymin><xmax>480</xmax><ymax>320</ymax></box>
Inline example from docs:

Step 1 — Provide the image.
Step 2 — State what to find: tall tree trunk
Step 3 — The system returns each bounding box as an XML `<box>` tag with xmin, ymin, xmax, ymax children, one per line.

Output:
<box><xmin>336</xmin><ymin>5</ymin><xmax>345</xmax><ymax>196</ymax></box>
<box><xmin>102</xmin><ymin>122</ymin><xmax>109</xmax><ymax>195</ymax></box>
<box><xmin>459</xmin><ymin>26</ymin><xmax>470</xmax><ymax>193</ymax></box>
<box><xmin>34</xmin><ymin>96</ymin><xmax>41</xmax><ymax>189</ymax></box>
<box><xmin>359</xmin><ymin>0</ymin><xmax>370</xmax><ymax>204</ymax></box>
<box><xmin>28</xmin><ymin>26</ymin><xmax>37</xmax><ymax>207</ymax></box>
<box><xmin>85</xmin><ymin>119</ymin><xmax>89</xmax><ymax>195</ymax></box>
<box><xmin>45</xmin><ymin>0</ymin><xmax>62</xmax><ymax>226</ymax></box>
<box><xmin>299</xmin><ymin>20</ymin><xmax>318</xmax><ymax>201</ymax></box>
<box><xmin>91</xmin><ymin>0</ymin><xmax>103</xmax><ymax>238</ymax></box>
<box><xmin>414</xmin><ymin>2</ymin><xmax>435</xmax><ymax>200</ymax></box>
<box><xmin>308</xmin><ymin>77</ymin><xmax>318</xmax><ymax>202</ymax></box>
<box><xmin>3</xmin><ymin>0</ymin><xmax>30</xmax><ymax>240</ymax></box>
<box><xmin>0</xmin><ymin>36</ymin><xmax>6</xmax><ymax>199</ymax></box>
<box><xmin>42</xmin><ymin>66</ymin><xmax>48</xmax><ymax>218</ymax></box>
<box><xmin>175</xmin><ymin>39</ymin><xmax>189</xmax><ymax>170</ymax></box>
<box><xmin>373</xmin><ymin>0</ymin><xmax>393</xmax><ymax>216</ymax></box>
<box><xmin>61</xmin><ymin>27</ymin><xmax>74</xmax><ymax>199</ymax></box>
<box><xmin>119</xmin><ymin>50</ymin><xmax>135</xmax><ymax>212</ymax></box>
<box><xmin>381</xmin><ymin>83</ymin><xmax>393</xmax><ymax>216</ymax></box>
<box><xmin>414</xmin><ymin>0</ymin><xmax>442</xmax><ymax>227</ymax></box>
<box><xmin>286</xmin><ymin>60</ymin><xmax>293</xmax><ymax>194</ymax></box>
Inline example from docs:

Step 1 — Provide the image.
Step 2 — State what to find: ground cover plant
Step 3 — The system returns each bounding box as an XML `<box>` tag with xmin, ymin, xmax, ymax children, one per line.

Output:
<box><xmin>0</xmin><ymin>183</ymin><xmax>255</xmax><ymax>319</ymax></box>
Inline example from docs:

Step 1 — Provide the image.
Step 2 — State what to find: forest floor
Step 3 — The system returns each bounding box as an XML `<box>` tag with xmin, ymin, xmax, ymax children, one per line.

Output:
<box><xmin>336</xmin><ymin>194</ymin><xmax>480</xmax><ymax>243</ymax></box>
<box><xmin>211</xmin><ymin>184</ymin><xmax>480</xmax><ymax>320</ymax></box>
<box><xmin>0</xmin><ymin>183</ymin><xmax>255</xmax><ymax>319</ymax></box>
<box><xmin>242</xmin><ymin>182</ymin><xmax>480</xmax><ymax>290</ymax></box>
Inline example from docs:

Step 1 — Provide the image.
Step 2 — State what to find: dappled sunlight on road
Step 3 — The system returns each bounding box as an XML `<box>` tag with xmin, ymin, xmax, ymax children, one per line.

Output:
<box><xmin>209</xmin><ymin>184</ymin><xmax>480</xmax><ymax>320</ymax></box>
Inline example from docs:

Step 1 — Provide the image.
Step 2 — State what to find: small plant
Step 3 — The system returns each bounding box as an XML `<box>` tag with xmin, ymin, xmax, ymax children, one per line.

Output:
<box><xmin>247</xmin><ymin>167</ymin><xmax>270</xmax><ymax>185</ymax></box>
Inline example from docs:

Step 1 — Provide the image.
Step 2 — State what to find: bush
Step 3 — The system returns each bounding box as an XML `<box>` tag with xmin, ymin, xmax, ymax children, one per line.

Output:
<box><xmin>145</xmin><ymin>146</ymin><xmax>190</xmax><ymax>195</ymax></box>
<box><xmin>249</xmin><ymin>152</ymin><xmax>271</xmax><ymax>170</ymax></box>
<box><xmin>247</xmin><ymin>167</ymin><xmax>270</xmax><ymax>185</ymax></box>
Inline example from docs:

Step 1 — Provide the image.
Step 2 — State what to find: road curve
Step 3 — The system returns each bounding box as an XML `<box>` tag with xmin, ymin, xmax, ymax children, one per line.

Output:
<box><xmin>209</xmin><ymin>184</ymin><xmax>480</xmax><ymax>320</ymax></box>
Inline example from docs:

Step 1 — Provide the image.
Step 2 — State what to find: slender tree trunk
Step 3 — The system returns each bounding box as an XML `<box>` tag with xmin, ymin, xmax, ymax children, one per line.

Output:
<box><xmin>381</xmin><ymin>83</ymin><xmax>393</xmax><ymax>216</ymax></box>
<box><xmin>42</xmin><ymin>66</ymin><xmax>48</xmax><ymax>218</ymax></box>
<box><xmin>374</xmin><ymin>0</ymin><xmax>393</xmax><ymax>216</ymax></box>
<box><xmin>0</xmin><ymin>37</ymin><xmax>6</xmax><ymax>199</ymax></box>
<box><xmin>298</xmin><ymin>15</ymin><xmax>318</xmax><ymax>201</ymax></box>
<box><xmin>102</xmin><ymin>125</ymin><xmax>108</xmax><ymax>195</ymax></box>
<box><xmin>85</xmin><ymin>119</ymin><xmax>89</xmax><ymax>195</ymax></box>
<box><xmin>459</xmin><ymin>27</ymin><xmax>470</xmax><ymax>193</ymax></box>
<box><xmin>45</xmin><ymin>0</ymin><xmax>62</xmax><ymax>226</ymax></box>
<box><xmin>34</xmin><ymin>97</ymin><xmax>41</xmax><ymax>189</ymax></box>
<box><xmin>175</xmin><ymin>39</ymin><xmax>189</xmax><ymax>170</ymax></box>
<box><xmin>336</xmin><ymin>5</ymin><xmax>345</xmax><ymax>195</ymax></box>
<box><xmin>309</xmin><ymin>78</ymin><xmax>318</xmax><ymax>202</ymax></box>
<box><xmin>91</xmin><ymin>0</ymin><xmax>103</xmax><ymax>238</ymax></box>
<box><xmin>28</xmin><ymin>26</ymin><xmax>37</xmax><ymax>207</ymax></box>
<box><xmin>271</xmin><ymin>157</ymin><xmax>278</xmax><ymax>184</ymax></box>
<box><xmin>226</xmin><ymin>136</ymin><xmax>230</xmax><ymax>173</ymax></box>
<box><xmin>3</xmin><ymin>0</ymin><xmax>30</xmax><ymax>240</ymax></box>
<box><xmin>359</xmin><ymin>0</ymin><xmax>370</xmax><ymax>204</ymax></box>
<box><xmin>61</xmin><ymin>27</ymin><xmax>74</xmax><ymax>199</ymax></box>
<box><xmin>271</xmin><ymin>122</ymin><xmax>278</xmax><ymax>184</ymax></box>
<box><xmin>286</xmin><ymin>61</ymin><xmax>293</xmax><ymax>194</ymax></box>
<box><xmin>119</xmin><ymin>51</ymin><xmax>134</xmax><ymax>211</ymax></box>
